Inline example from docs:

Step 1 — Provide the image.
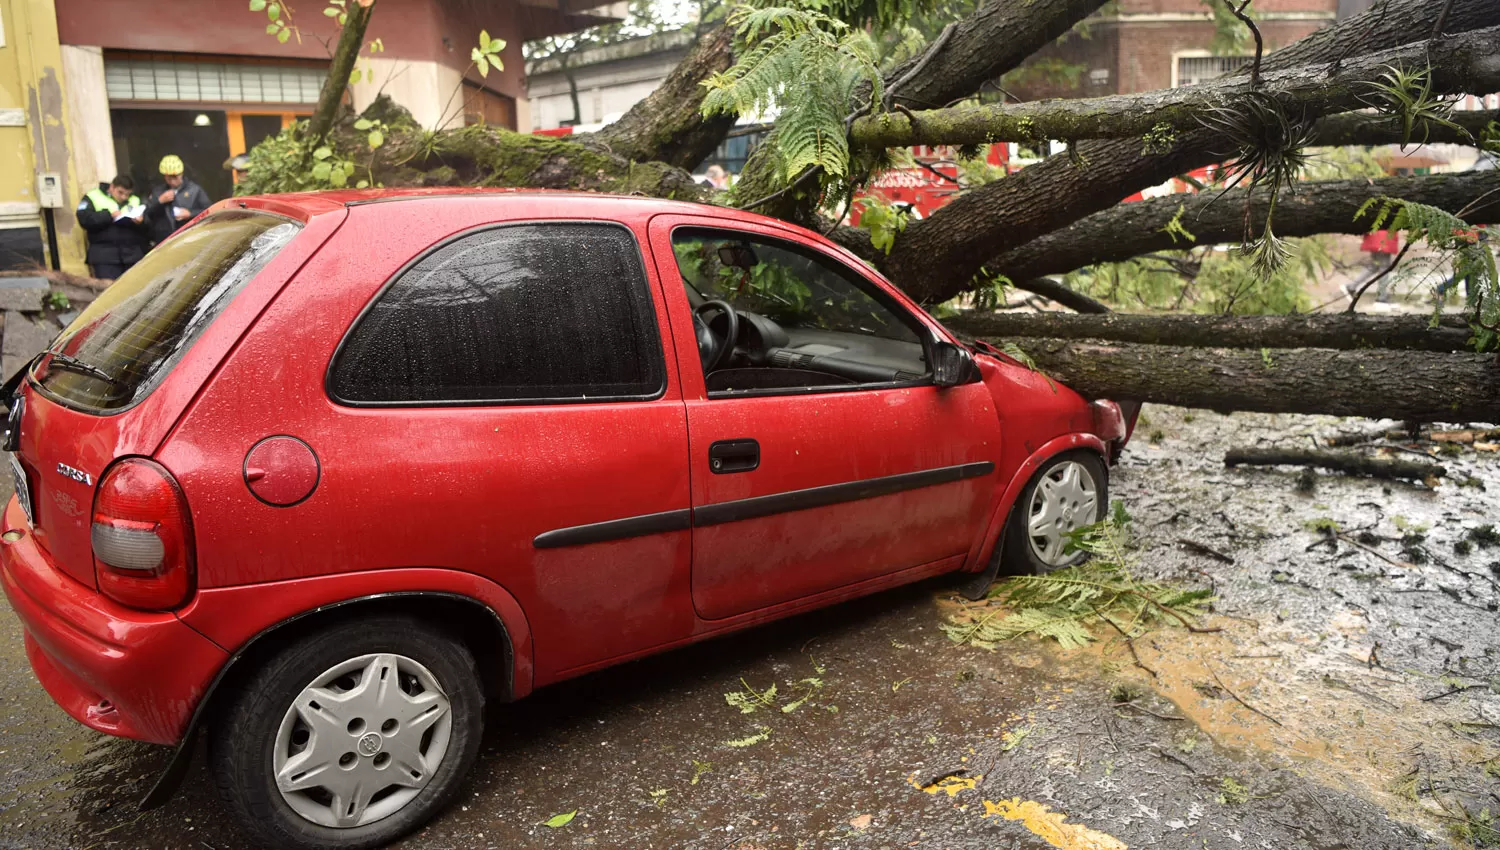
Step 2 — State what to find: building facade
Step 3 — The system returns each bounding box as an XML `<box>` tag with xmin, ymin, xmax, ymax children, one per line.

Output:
<box><xmin>0</xmin><ymin>0</ymin><xmax>621</xmax><ymax>273</ymax></box>
<box><xmin>1008</xmin><ymin>0</ymin><xmax>1339</xmax><ymax>101</ymax></box>
<box><xmin>526</xmin><ymin>28</ymin><xmax>693</xmax><ymax>130</ymax></box>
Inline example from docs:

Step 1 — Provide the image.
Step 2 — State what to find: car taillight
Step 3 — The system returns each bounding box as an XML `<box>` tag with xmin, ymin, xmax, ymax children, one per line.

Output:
<box><xmin>91</xmin><ymin>458</ymin><xmax>195</xmax><ymax>611</ymax></box>
<box><xmin>1090</xmin><ymin>399</ymin><xmax>1127</xmax><ymax>442</ymax></box>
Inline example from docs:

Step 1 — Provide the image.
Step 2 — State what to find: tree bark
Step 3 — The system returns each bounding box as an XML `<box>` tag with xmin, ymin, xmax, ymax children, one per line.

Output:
<box><xmin>876</xmin><ymin>0</ymin><xmax>1111</xmax><ymax>110</ymax></box>
<box><xmin>308</xmin><ymin>0</ymin><xmax>376</xmax><ymax>142</ymax></box>
<box><xmin>735</xmin><ymin>0</ymin><xmax>1112</xmax><ymax>220</ymax></box>
<box><xmin>851</xmin><ymin>29</ymin><xmax>1500</xmax><ymax>148</ymax></box>
<box><xmin>564</xmin><ymin>62</ymin><xmax>582</xmax><ymax>127</ymax></box>
<box><xmin>589</xmin><ymin>24</ymin><xmax>738</xmax><ymax>171</ymax></box>
<box><xmin>1009</xmin><ymin>277</ymin><xmax>1110</xmax><ymax>314</ymax></box>
<box><xmin>982</xmin><ymin>171</ymin><xmax>1500</xmax><ymax>282</ymax></box>
<box><xmin>1309</xmin><ymin>109</ymin><xmax>1499</xmax><ymax>146</ymax></box>
<box><xmin>879</xmin><ymin>0</ymin><xmax>1500</xmax><ymax>304</ymax></box>
<box><xmin>371</xmin><ymin>114</ymin><xmax>708</xmax><ymax>199</ymax></box>
<box><xmin>947</xmin><ymin>312</ymin><xmax>1476</xmax><ymax>352</ymax></box>
<box><xmin>988</xmin><ymin>338</ymin><xmax>1500</xmax><ymax>422</ymax></box>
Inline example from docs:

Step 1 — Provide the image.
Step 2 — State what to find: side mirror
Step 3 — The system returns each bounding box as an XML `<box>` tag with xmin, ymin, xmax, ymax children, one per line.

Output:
<box><xmin>932</xmin><ymin>341</ymin><xmax>977</xmax><ymax>387</ymax></box>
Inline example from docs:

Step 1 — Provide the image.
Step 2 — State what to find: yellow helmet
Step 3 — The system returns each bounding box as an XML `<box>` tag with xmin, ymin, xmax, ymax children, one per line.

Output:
<box><xmin>158</xmin><ymin>155</ymin><xmax>185</xmax><ymax>176</ymax></box>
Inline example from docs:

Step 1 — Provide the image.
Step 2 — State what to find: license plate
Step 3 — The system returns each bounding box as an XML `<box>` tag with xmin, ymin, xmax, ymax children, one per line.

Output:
<box><xmin>10</xmin><ymin>454</ymin><xmax>33</xmax><ymax>527</ymax></box>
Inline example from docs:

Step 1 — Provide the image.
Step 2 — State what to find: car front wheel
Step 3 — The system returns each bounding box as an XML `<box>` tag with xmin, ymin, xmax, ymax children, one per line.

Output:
<box><xmin>1004</xmin><ymin>451</ymin><xmax>1108</xmax><ymax>574</ymax></box>
<box><xmin>210</xmin><ymin>616</ymin><xmax>484</xmax><ymax>850</ymax></box>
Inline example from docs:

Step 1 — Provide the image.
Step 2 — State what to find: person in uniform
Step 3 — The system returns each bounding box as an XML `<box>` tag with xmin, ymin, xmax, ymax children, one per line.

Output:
<box><xmin>75</xmin><ymin>175</ymin><xmax>147</xmax><ymax>281</ymax></box>
<box><xmin>144</xmin><ymin>155</ymin><xmax>212</xmax><ymax>245</ymax></box>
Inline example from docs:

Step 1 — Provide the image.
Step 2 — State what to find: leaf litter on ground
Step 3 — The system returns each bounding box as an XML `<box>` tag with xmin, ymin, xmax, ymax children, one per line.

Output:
<box><xmin>942</xmin><ymin>502</ymin><xmax>1214</xmax><ymax>650</ymax></box>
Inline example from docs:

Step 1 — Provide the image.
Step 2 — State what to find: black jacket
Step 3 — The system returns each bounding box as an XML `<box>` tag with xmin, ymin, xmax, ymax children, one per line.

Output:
<box><xmin>76</xmin><ymin>183</ymin><xmax>149</xmax><ymax>268</ymax></box>
<box><xmin>143</xmin><ymin>177</ymin><xmax>212</xmax><ymax>245</ymax></box>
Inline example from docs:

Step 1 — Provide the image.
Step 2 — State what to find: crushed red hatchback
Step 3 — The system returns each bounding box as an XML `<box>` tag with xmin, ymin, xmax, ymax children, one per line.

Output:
<box><xmin>1</xmin><ymin>189</ymin><xmax>1131</xmax><ymax>849</ymax></box>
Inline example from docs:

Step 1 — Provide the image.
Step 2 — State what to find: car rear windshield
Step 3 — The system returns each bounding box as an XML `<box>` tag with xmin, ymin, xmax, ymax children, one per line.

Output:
<box><xmin>32</xmin><ymin>211</ymin><xmax>299</xmax><ymax>413</ymax></box>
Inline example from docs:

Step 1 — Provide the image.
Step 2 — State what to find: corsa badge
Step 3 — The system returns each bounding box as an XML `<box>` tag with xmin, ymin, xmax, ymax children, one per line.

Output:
<box><xmin>56</xmin><ymin>462</ymin><xmax>93</xmax><ymax>486</ymax></box>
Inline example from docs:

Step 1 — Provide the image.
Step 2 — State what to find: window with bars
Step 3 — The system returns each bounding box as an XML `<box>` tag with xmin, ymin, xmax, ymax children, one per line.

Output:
<box><xmin>1175</xmin><ymin>55</ymin><xmax>1253</xmax><ymax>87</ymax></box>
<box><xmin>105</xmin><ymin>58</ymin><xmax>326</xmax><ymax>104</ymax></box>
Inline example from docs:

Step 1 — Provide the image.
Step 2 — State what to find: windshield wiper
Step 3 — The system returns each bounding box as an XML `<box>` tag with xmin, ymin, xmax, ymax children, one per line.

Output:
<box><xmin>44</xmin><ymin>351</ymin><xmax>121</xmax><ymax>386</ymax></box>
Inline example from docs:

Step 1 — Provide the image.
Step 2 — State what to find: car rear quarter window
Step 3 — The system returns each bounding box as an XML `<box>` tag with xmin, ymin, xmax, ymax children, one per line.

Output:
<box><xmin>330</xmin><ymin>222</ymin><xmax>665</xmax><ymax>405</ymax></box>
<box><xmin>33</xmin><ymin>211</ymin><xmax>300</xmax><ymax>413</ymax></box>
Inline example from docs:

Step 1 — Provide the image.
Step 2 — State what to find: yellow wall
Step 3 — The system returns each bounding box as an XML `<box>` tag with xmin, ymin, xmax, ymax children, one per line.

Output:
<box><xmin>0</xmin><ymin>0</ymin><xmax>88</xmax><ymax>274</ymax></box>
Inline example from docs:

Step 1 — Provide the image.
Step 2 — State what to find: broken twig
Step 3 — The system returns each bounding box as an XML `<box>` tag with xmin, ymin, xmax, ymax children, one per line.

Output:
<box><xmin>1225</xmin><ymin>447</ymin><xmax>1444</xmax><ymax>482</ymax></box>
<box><xmin>1336</xmin><ymin>532</ymin><xmax>1417</xmax><ymax>570</ymax></box>
<box><xmin>1210</xmin><ymin>668</ymin><xmax>1284</xmax><ymax>728</ymax></box>
<box><xmin>1177</xmin><ymin>538</ymin><xmax>1234</xmax><ymax>564</ymax></box>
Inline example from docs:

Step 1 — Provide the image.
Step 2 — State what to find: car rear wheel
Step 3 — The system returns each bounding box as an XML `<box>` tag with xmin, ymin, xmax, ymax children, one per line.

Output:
<box><xmin>1003</xmin><ymin>451</ymin><xmax>1108</xmax><ymax>574</ymax></box>
<box><xmin>210</xmin><ymin>616</ymin><xmax>484</xmax><ymax>850</ymax></box>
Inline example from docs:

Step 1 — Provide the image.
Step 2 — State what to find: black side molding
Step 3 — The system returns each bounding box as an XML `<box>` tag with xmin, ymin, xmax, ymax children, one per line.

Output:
<box><xmin>693</xmin><ymin>461</ymin><xmax>994</xmax><ymax>527</ymax></box>
<box><xmin>531</xmin><ymin>461</ymin><xmax>995</xmax><ymax>548</ymax></box>
<box><xmin>533</xmin><ymin>509</ymin><xmax>693</xmax><ymax>549</ymax></box>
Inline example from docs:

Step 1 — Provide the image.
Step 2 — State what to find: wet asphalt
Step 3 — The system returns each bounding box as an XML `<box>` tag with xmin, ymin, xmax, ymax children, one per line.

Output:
<box><xmin>0</xmin><ymin>408</ymin><xmax>1496</xmax><ymax>850</ymax></box>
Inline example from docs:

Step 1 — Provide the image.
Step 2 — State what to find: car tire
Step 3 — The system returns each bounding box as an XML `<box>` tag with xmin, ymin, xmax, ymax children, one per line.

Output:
<box><xmin>209</xmin><ymin>616</ymin><xmax>485</xmax><ymax>850</ymax></box>
<box><xmin>1002</xmin><ymin>450</ymin><xmax>1108</xmax><ymax>576</ymax></box>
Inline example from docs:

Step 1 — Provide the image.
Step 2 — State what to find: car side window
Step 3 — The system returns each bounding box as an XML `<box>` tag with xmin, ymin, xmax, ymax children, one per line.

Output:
<box><xmin>670</xmin><ymin>228</ymin><xmax>929</xmax><ymax>395</ymax></box>
<box><xmin>331</xmin><ymin>222</ymin><xmax>665</xmax><ymax>404</ymax></box>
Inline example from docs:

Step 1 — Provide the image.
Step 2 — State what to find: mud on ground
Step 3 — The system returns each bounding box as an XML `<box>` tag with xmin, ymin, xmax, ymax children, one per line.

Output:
<box><xmin>0</xmin><ymin>408</ymin><xmax>1496</xmax><ymax>849</ymax></box>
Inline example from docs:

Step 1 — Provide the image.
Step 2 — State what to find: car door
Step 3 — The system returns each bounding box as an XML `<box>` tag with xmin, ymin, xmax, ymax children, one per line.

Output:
<box><xmin>648</xmin><ymin>214</ymin><xmax>1004</xmax><ymax>621</ymax></box>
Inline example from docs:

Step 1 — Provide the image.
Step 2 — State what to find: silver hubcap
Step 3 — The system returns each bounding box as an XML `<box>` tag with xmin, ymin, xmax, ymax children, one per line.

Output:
<box><xmin>1027</xmin><ymin>460</ymin><xmax>1099</xmax><ymax>567</ymax></box>
<box><xmin>273</xmin><ymin>653</ymin><xmax>452</xmax><ymax>829</ymax></box>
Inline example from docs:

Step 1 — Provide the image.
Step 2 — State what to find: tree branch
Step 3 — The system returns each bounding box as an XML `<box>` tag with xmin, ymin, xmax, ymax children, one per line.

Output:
<box><xmin>944</xmin><ymin>312</ymin><xmax>1476</xmax><ymax>352</ymax></box>
<box><xmin>1009</xmin><ymin>277</ymin><xmax>1111</xmax><ymax>313</ymax></box>
<box><xmin>878</xmin><ymin>0</ymin><xmax>1500</xmax><ymax>304</ymax></box>
<box><xmin>588</xmin><ymin>24</ymin><xmax>738</xmax><ymax>170</ymax></box>
<box><xmin>982</xmin><ymin>171</ymin><xmax>1500</xmax><ymax>282</ymax></box>
<box><xmin>872</xmin><ymin>0</ymin><xmax>1112</xmax><ymax>111</ymax></box>
<box><xmin>849</xmin><ymin>27</ymin><xmax>1500</xmax><ymax>149</ymax></box>
<box><xmin>734</xmin><ymin>0</ymin><xmax>1112</xmax><ymax>221</ymax></box>
<box><xmin>985</xmin><ymin>339</ymin><xmax>1500</xmax><ymax>422</ymax></box>
<box><xmin>308</xmin><ymin>0</ymin><xmax>376</xmax><ymax>142</ymax></box>
<box><xmin>1308</xmin><ymin>108</ymin><xmax>1499</xmax><ymax>145</ymax></box>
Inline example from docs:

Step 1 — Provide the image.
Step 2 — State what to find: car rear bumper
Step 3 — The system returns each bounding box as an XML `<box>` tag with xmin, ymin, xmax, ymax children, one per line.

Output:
<box><xmin>0</xmin><ymin>495</ymin><xmax>226</xmax><ymax>745</ymax></box>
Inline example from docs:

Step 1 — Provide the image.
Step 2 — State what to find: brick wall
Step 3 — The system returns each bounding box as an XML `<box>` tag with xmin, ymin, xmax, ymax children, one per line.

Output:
<box><xmin>1117</xmin><ymin>0</ymin><xmax>1336</xmax><ymax>13</ymax></box>
<box><xmin>1116</xmin><ymin>19</ymin><xmax>1329</xmax><ymax>92</ymax></box>
<box><xmin>1007</xmin><ymin>1</ymin><xmax>1337</xmax><ymax>101</ymax></box>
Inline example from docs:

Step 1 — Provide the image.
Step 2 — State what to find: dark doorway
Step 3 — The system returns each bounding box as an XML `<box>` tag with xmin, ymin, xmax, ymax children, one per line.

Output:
<box><xmin>111</xmin><ymin>108</ymin><xmax>233</xmax><ymax>205</ymax></box>
<box><xmin>242</xmin><ymin>114</ymin><xmax>284</xmax><ymax>151</ymax></box>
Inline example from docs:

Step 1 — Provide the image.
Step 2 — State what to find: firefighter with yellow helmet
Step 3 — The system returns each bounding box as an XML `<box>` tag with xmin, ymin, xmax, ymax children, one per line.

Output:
<box><xmin>144</xmin><ymin>154</ymin><xmax>212</xmax><ymax>246</ymax></box>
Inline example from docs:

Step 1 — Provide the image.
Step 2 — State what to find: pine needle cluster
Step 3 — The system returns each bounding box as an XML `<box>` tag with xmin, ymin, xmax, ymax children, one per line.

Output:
<box><xmin>942</xmin><ymin>503</ymin><xmax>1214</xmax><ymax>650</ymax></box>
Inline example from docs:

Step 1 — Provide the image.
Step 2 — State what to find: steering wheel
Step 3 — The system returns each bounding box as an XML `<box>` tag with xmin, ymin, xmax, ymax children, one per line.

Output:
<box><xmin>693</xmin><ymin>299</ymin><xmax>740</xmax><ymax>372</ymax></box>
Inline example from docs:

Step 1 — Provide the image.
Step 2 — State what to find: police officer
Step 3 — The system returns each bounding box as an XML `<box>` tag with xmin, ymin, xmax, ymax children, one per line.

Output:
<box><xmin>143</xmin><ymin>154</ymin><xmax>211</xmax><ymax>245</ymax></box>
<box><xmin>75</xmin><ymin>175</ymin><xmax>148</xmax><ymax>280</ymax></box>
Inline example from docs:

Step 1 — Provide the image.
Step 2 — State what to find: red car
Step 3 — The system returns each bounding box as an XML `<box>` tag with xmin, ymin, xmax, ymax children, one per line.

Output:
<box><xmin>1</xmin><ymin>189</ymin><xmax>1128</xmax><ymax>849</ymax></box>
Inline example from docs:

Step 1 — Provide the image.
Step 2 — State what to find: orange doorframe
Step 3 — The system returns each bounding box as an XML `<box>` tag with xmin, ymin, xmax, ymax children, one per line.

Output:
<box><xmin>226</xmin><ymin>113</ymin><xmax>247</xmax><ymax>155</ymax></box>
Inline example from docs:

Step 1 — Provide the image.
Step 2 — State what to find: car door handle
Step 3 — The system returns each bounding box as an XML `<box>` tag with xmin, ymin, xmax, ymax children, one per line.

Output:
<box><xmin>709</xmin><ymin>439</ymin><xmax>759</xmax><ymax>474</ymax></box>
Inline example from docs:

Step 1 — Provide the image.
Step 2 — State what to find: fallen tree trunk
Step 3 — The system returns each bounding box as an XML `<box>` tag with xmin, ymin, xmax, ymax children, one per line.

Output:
<box><xmin>982</xmin><ymin>171</ymin><xmax>1500</xmax><ymax>283</ymax></box>
<box><xmin>948</xmin><ymin>312</ymin><xmax>1475</xmax><ymax>352</ymax></box>
<box><xmin>850</xmin><ymin>28</ymin><xmax>1500</xmax><ymax>148</ymax></box>
<box><xmin>1224</xmin><ymin>448</ymin><xmax>1445</xmax><ymax>481</ymax></box>
<box><xmin>991</xmin><ymin>338</ymin><xmax>1500</xmax><ymax>422</ymax></box>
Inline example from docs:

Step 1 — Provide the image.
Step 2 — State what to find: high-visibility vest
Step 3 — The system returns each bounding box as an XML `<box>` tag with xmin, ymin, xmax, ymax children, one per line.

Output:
<box><xmin>85</xmin><ymin>188</ymin><xmax>140</xmax><ymax>214</ymax></box>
